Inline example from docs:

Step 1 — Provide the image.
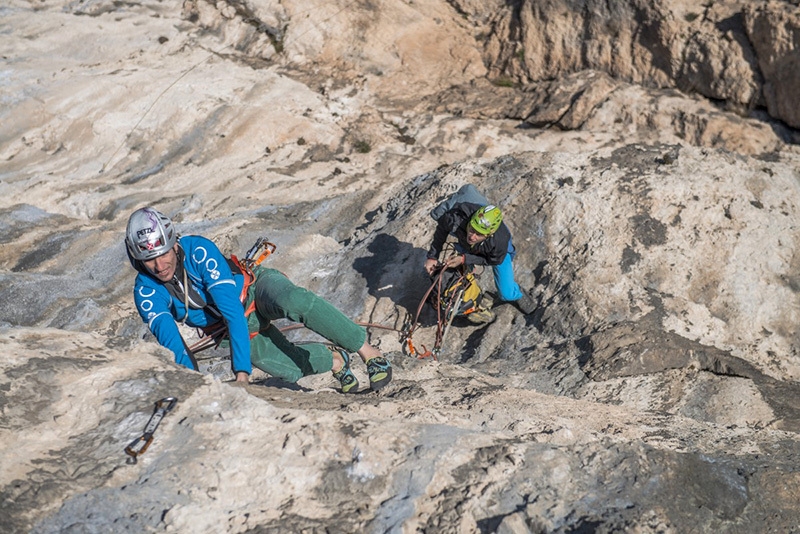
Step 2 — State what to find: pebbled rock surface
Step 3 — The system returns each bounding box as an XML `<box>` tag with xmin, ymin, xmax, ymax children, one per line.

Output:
<box><xmin>2</xmin><ymin>0</ymin><xmax>800</xmax><ymax>532</ymax></box>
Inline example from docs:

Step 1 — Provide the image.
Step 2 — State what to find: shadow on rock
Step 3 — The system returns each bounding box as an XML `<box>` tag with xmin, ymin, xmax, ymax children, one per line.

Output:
<box><xmin>250</xmin><ymin>378</ymin><xmax>311</xmax><ymax>391</ymax></box>
<box><xmin>353</xmin><ymin>232</ymin><xmax>430</xmax><ymax>314</ymax></box>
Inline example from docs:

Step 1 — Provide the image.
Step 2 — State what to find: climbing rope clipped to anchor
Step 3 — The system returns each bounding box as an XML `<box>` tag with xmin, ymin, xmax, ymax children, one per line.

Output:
<box><xmin>185</xmin><ymin>238</ymin><xmax>482</xmax><ymax>364</ymax></box>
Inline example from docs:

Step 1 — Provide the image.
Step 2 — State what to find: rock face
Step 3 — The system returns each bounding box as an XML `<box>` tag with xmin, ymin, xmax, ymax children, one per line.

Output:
<box><xmin>482</xmin><ymin>0</ymin><xmax>800</xmax><ymax>129</ymax></box>
<box><xmin>2</xmin><ymin>0</ymin><xmax>800</xmax><ymax>532</ymax></box>
<box><xmin>746</xmin><ymin>1</ymin><xmax>800</xmax><ymax>129</ymax></box>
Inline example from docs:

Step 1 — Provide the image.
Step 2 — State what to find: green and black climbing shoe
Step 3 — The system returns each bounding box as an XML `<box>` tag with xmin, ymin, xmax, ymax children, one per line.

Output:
<box><xmin>366</xmin><ymin>356</ymin><xmax>392</xmax><ymax>391</ymax></box>
<box><xmin>332</xmin><ymin>350</ymin><xmax>359</xmax><ymax>394</ymax></box>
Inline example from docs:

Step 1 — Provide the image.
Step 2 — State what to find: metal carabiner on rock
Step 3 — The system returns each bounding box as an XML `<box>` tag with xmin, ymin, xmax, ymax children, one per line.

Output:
<box><xmin>124</xmin><ymin>396</ymin><xmax>178</xmax><ymax>465</ymax></box>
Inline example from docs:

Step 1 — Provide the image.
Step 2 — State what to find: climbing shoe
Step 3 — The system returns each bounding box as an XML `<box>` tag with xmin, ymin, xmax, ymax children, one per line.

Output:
<box><xmin>366</xmin><ymin>356</ymin><xmax>392</xmax><ymax>391</ymax></box>
<box><xmin>332</xmin><ymin>350</ymin><xmax>359</xmax><ymax>394</ymax></box>
<box><xmin>516</xmin><ymin>291</ymin><xmax>536</xmax><ymax>315</ymax></box>
<box><xmin>466</xmin><ymin>306</ymin><xmax>496</xmax><ymax>325</ymax></box>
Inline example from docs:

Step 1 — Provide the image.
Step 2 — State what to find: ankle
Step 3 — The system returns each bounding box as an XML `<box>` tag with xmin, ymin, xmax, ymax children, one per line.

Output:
<box><xmin>331</xmin><ymin>350</ymin><xmax>344</xmax><ymax>373</ymax></box>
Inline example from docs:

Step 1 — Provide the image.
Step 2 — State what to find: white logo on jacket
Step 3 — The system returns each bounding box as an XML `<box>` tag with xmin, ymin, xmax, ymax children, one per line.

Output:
<box><xmin>192</xmin><ymin>246</ymin><xmax>221</xmax><ymax>279</ymax></box>
<box><xmin>137</xmin><ymin>286</ymin><xmax>156</xmax><ymax>313</ymax></box>
<box><xmin>192</xmin><ymin>246</ymin><xmax>208</xmax><ymax>263</ymax></box>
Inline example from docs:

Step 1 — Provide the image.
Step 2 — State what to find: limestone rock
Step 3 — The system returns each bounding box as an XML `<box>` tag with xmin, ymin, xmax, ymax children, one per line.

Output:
<box><xmin>483</xmin><ymin>0</ymin><xmax>799</xmax><ymax>128</ymax></box>
<box><xmin>745</xmin><ymin>1</ymin><xmax>800</xmax><ymax>128</ymax></box>
<box><xmin>3</xmin><ymin>0</ymin><xmax>800</xmax><ymax>532</ymax></box>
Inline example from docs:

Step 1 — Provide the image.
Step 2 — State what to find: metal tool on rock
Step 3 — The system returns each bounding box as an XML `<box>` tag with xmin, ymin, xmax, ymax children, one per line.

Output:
<box><xmin>124</xmin><ymin>397</ymin><xmax>178</xmax><ymax>464</ymax></box>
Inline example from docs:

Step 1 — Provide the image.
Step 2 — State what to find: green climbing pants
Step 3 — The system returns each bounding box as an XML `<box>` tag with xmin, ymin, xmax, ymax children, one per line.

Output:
<box><xmin>244</xmin><ymin>266</ymin><xmax>367</xmax><ymax>383</ymax></box>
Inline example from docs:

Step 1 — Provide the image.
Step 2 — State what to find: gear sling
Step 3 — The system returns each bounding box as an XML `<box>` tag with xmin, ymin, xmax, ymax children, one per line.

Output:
<box><xmin>188</xmin><ymin>238</ymin><xmax>275</xmax><ymax>354</ymax></box>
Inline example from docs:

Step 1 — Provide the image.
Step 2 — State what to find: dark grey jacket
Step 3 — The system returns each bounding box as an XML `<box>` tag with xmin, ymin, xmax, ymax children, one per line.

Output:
<box><xmin>427</xmin><ymin>201</ymin><xmax>511</xmax><ymax>267</ymax></box>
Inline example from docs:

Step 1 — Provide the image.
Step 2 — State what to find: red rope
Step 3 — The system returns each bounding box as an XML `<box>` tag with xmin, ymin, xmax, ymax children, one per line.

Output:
<box><xmin>189</xmin><ymin>244</ymin><xmax>469</xmax><ymax>362</ymax></box>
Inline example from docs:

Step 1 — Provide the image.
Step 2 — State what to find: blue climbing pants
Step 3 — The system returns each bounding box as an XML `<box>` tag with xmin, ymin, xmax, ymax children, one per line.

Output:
<box><xmin>492</xmin><ymin>240</ymin><xmax>523</xmax><ymax>302</ymax></box>
<box><xmin>456</xmin><ymin>239</ymin><xmax>523</xmax><ymax>302</ymax></box>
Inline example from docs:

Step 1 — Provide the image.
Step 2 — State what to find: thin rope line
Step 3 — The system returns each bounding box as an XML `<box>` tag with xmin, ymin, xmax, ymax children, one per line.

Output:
<box><xmin>100</xmin><ymin>0</ymin><xmax>395</xmax><ymax>175</ymax></box>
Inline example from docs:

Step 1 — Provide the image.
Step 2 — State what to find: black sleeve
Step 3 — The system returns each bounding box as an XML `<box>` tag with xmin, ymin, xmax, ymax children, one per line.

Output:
<box><xmin>427</xmin><ymin>213</ymin><xmax>453</xmax><ymax>260</ymax></box>
<box><xmin>482</xmin><ymin>225</ymin><xmax>511</xmax><ymax>266</ymax></box>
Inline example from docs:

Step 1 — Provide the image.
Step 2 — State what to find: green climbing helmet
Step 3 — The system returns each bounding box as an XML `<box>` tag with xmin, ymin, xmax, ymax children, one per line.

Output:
<box><xmin>469</xmin><ymin>205</ymin><xmax>503</xmax><ymax>235</ymax></box>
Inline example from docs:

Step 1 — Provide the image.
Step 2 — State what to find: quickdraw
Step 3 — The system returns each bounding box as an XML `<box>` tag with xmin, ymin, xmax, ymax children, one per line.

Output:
<box><xmin>124</xmin><ymin>397</ymin><xmax>178</xmax><ymax>464</ymax></box>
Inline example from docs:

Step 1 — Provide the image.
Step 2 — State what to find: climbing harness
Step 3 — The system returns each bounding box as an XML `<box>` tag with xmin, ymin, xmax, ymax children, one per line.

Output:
<box><xmin>433</xmin><ymin>268</ymin><xmax>483</xmax><ymax>317</ymax></box>
<box><xmin>187</xmin><ymin>237</ymin><xmax>276</xmax><ymax>355</ymax></box>
<box><xmin>403</xmin><ymin>244</ymin><xmax>487</xmax><ymax>360</ymax></box>
<box><xmin>229</xmin><ymin>237</ymin><xmax>276</xmax><ymax>324</ymax></box>
<box><xmin>124</xmin><ymin>396</ymin><xmax>178</xmax><ymax>465</ymax></box>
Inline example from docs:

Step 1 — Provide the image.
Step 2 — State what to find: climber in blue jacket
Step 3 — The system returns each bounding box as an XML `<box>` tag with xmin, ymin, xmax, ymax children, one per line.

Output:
<box><xmin>125</xmin><ymin>206</ymin><xmax>391</xmax><ymax>392</ymax></box>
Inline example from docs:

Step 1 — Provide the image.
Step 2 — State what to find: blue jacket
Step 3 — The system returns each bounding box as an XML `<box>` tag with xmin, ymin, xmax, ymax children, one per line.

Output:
<box><xmin>132</xmin><ymin>235</ymin><xmax>252</xmax><ymax>374</ymax></box>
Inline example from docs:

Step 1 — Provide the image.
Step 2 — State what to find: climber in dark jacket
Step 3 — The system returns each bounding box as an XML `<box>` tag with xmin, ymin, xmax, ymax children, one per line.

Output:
<box><xmin>425</xmin><ymin>193</ymin><xmax>535</xmax><ymax>314</ymax></box>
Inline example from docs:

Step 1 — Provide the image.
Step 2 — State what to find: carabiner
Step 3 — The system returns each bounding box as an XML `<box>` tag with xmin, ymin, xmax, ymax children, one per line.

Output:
<box><xmin>124</xmin><ymin>397</ymin><xmax>178</xmax><ymax>465</ymax></box>
<box><xmin>155</xmin><ymin>396</ymin><xmax>178</xmax><ymax>412</ymax></box>
<box><xmin>244</xmin><ymin>237</ymin><xmax>277</xmax><ymax>268</ymax></box>
<box><xmin>124</xmin><ymin>435</ymin><xmax>154</xmax><ymax>464</ymax></box>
